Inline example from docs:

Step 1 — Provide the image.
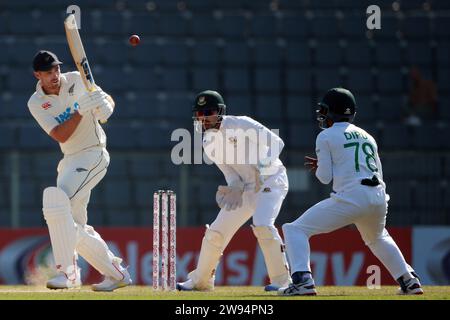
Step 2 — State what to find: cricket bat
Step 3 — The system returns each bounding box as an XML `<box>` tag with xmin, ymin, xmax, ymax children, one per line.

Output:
<box><xmin>64</xmin><ymin>14</ymin><xmax>107</xmax><ymax>124</ymax></box>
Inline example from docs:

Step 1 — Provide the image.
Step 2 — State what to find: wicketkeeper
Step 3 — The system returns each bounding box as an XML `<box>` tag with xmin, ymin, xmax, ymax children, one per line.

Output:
<box><xmin>177</xmin><ymin>90</ymin><xmax>291</xmax><ymax>291</ymax></box>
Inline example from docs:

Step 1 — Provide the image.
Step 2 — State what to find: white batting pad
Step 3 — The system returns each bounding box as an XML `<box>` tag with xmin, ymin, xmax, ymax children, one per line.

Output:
<box><xmin>76</xmin><ymin>225</ymin><xmax>125</xmax><ymax>280</ymax></box>
<box><xmin>42</xmin><ymin>187</ymin><xmax>78</xmax><ymax>280</ymax></box>
<box><xmin>189</xmin><ymin>226</ymin><xmax>224</xmax><ymax>290</ymax></box>
<box><xmin>252</xmin><ymin>225</ymin><xmax>291</xmax><ymax>287</ymax></box>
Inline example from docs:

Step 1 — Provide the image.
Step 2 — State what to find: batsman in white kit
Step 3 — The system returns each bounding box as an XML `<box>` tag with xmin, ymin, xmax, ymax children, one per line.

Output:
<box><xmin>177</xmin><ymin>90</ymin><xmax>291</xmax><ymax>291</ymax></box>
<box><xmin>278</xmin><ymin>88</ymin><xmax>423</xmax><ymax>296</ymax></box>
<box><xmin>27</xmin><ymin>50</ymin><xmax>131</xmax><ymax>291</ymax></box>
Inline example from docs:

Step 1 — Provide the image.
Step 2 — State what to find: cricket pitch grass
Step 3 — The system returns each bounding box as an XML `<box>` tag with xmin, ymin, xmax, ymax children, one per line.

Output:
<box><xmin>0</xmin><ymin>285</ymin><xmax>448</xmax><ymax>300</ymax></box>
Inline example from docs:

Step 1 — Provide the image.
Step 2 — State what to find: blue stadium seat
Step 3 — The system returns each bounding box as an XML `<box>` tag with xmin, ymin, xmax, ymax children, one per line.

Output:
<box><xmin>105</xmin><ymin>209</ymin><xmax>137</xmax><ymax>226</ymax></box>
<box><xmin>279</xmin><ymin>15</ymin><xmax>310</xmax><ymax>38</ymax></box>
<box><xmin>340</xmin><ymin>13</ymin><xmax>367</xmax><ymax>38</ymax></box>
<box><xmin>217</xmin><ymin>14</ymin><xmax>247</xmax><ymax>38</ymax></box>
<box><xmin>19</xmin><ymin>210</ymin><xmax>44</xmax><ymax>227</ymax></box>
<box><xmin>405</xmin><ymin>41</ymin><xmax>432</xmax><ymax>67</ymax></box>
<box><xmin>377</xmin><ymin>95</ymin><xmax>404</xmax><ymax>121</ymax></box>
<box><xmin>373</xmin><ymin>15</ymin><xmax>400</xmax><ymax>39</ymax></box>
<box><xmin>440</xmin><ymin>95</ymin><xmax>450</xmax><ymax>119</ymax></box>
<box><xmin>20</xmin><ymin>180</ymin><xmax>39</xmax><ymax>206</ymax></box>
<box><xmin>96</xmin><ymin>68</ymin><xmax>130</xmax><ymax>91</ymax></box>
<box><xmin>255</xmin><ymin>68</ymin><xmax>281</xmax><ymax>92</ymax></box>
<box><xmin>401</xmin><ymin>16</ymin><xmax>431</xmax><ymax>39</ymax></box>
<box><xmin>227</xmin><ymin>94</ymin><xmax>253</xmax><ymax>116</ymax></box>
<box><xmin>379</xmin><ymin>124</ymin><xmax>412</xmax><ymax>149</ymax></box>
<box><xmin>437</xmin><ymin>68</ymin><xmax>450</xmax><ymax>92</ymax></box>
<box><xmin>411</xmin><ymin>124</ymin><xmax>446</xmax><ymax>149</ymax></box>
<box><xmin>132</xmin><ymin>93</ymin><xmax>159</xmax><ymax>118</ymax></box>
<box><xmin>161</xmin><ymin>68</ymin><xmax>188</xmax><ymax>90</ymax></box>
<box><xmin>222</xmin><ymin>41</ymin><xmax>250</xmax><ymax>65</ymax></box>
<box><xmin>159</xmin><ymin>14</ymin><xmax>189</xmax><ymax>36</ymax></box>
<box><xmin>385</xmin><ymin>181</ymin><xmax>412</xmax><ymax>208</ymax></box>
<box><xmin>436</xmin><ymin>41</ymin><xmax>450</xmax><ymax>67</ymax></box>
<box><xmin>223</xmin><ymin>67</ymin><xmax>250</xmax><ymax>92</ymax></box>
<box><xmin>164</xmin><ymin>93</ymin><xmax>192</xmax><ymax>120</ymax></box>
<box><xmin>434</xmin><ymin>16</ymin><xmax>450</xmax><ymax>38</ymax></box>
<box><xmin>415</xmin><ymin>182</ymin><xmax>443</xmax><ymax>209</ymax></box>
<box><xmin>253</xmin><ymin>41</ymin><xmax>282</xmax><ymax>66</ymax></box>
<box><xmin>196</xmin><ymin>180</ymin><xmax>218</xmax><ymax>206</ymax></box>
<box><xmin>314</xmin><ymin>68</ymin><xmax>344</xmax><ymax>93</ymax></box>
<box><xmin>192</xmin><ymin>41</ymin><xmax>219</xmax><ymax>66</ymax></box>
<box><xmin>130</xmin><ymin>157</ymin><xmax>161</xmax><ymax>179</ymax></box>
<box><xmin>286</xmin><ymin>96</ymin><xmax>313</xmax><ymax>122</ymax></box>
<box><xmin>312</xmin><ymin>16</ymin><xmax>339</xmax><ymax>38</ymax></box>
<box><xmin>8</xmin><ymin>67</ymin><xmax>39</xmax><ymax>91</ymax></box>
<box><xmin>289</xmin><ymin>124</ymin><xmax>318</xmax><ymax>148</ymax></box>
<box><xmin>94</xmin><ymin>42</ymin><xmax>129</xmax><ymax>65</ymax></box>
<box><xmin>10</xmin><ymin>40</ymin><xmax>39</xmax><ymax>65</ymax></box>
<box><xmin>129</xmin><ymin>42</ymin><xmax>163</xmax><ymax>66</ymax></box>
<box><xmin>34</xmin><ymin>153</ymin><xmax>58</xmax><ymax>178</ymax></box>
<box><xmin>192</xmin><ymin>68</ymin><xmax>219</xmax><ymax>92</ymax></box>
<box><xmin>250</xmin><ymin>14</ymin><xmax>278</xmax><ymax>38</ymax></box>
<box><xmin>191</xmin><ymin>14</ymin><xmax>218</xmax><ymax>37</ymax></box>
<box><xmin>104</xmin><ymin>180</ymin><xmax>131</xmax><ymax>207</ymax></box>
<box><xmin>104</xmin><ymin>124</ymin><xmax>139</xmax><ymax>148</ymax></box>
<box><xmin>161</xmin><ymin>41</ymin><xmax>189</xmax><ymax>66</ymax></box>
<box><xmin>315</xmin><ymin>41</ymin><xmax>344</xmax><ymax>67</ymax></box>
<box><xmin>137</xmin><ymin>125</ymin><xmax>174</xmax><ymax>148</ymax></box>
<box><xmin>123</xmin><ymin>13</ymin><xmax>159</xmax><ymax>36</ymax></box>
<box><xmin>347</xmin><ymin>68</ymin><xmax>374</xmax><ymax>93</ymax></box>
<box><xmin>286</xmin><ymin>68</ymin><xmax>312</xmax><ymax>93</ymax></box>
<box><xmin>47</xmin><ymin>42</ymin><xmax>72</xmax><ymax>66</ymax></box>
<box><xmin>134</xmin><ymin>180</ymin><xmax>161</xmax><ymax>207</ymax></box>
<box><xmin>107</xmin><ymin>156</ymin><xmax>128</xmax><ymax>178</ymax></box>
<box><xmin>0</xmin><ymin>12</ymin><xmax>8</xmax><ymax>34</ymax></box>
<box><xmin>354</xmin><ymin>95</ymin><xmax>375</xmax><ymax>122</ymax></box>
<box><xmin>285</xmin><ymin>42</ymin><xmax>311</xmax><ymax>66</ymax></box>
<box><xmin>345</xmin><ymin>41</ymin><xmax>373</xmax><ymax>66</ymax></box>
<box><xmin>255</xmin><ymin>95</ymin><xmax>283</xmax><ymax>121</ymax></box>
<box><xmin>90</xmin><ymin>12</ymin><xmax>125</xmax><ymax>35</ymax></box>
<box><xmin>376</xmin><ymin>68</ymin><xmax>404</xmax><ymax>94</ymax></box>
<box><xmin>374</xmin><ymin>42</ymin><xmax>403</xmax><ymax>66</ymax></box>
<box><xmin>124</xmin><ymin>67</ymin><xmax>159</xmax><ymax>90</ymax></box>
<box><xmin>18</xmin><ymin>125</ymin><xmax>56</xmax><ymax>149</ymax></box>
<box><xmin>0</xmin><ymin>125</ymin><xmax>15</xmax><ymax>149</ymax></box>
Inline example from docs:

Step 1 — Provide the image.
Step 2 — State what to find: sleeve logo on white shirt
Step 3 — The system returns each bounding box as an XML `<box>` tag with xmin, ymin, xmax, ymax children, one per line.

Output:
<box><xmin>41</xmin><ymin>102</ymin><xmax>52</xmax><ymax>110</ymax></box>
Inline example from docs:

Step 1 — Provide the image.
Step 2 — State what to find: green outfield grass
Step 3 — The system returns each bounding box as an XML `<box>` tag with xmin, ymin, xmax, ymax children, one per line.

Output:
<box><xmin>0</xmin><ymin>285</ymin><xmax>449</xmax><ymax>300</ymax></box>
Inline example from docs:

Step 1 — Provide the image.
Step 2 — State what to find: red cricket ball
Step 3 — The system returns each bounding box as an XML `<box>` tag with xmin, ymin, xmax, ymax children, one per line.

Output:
<box><xmin>129</xmin><ymin>35</ymin><xmax>140</xmax><ymax>47</ymax></box>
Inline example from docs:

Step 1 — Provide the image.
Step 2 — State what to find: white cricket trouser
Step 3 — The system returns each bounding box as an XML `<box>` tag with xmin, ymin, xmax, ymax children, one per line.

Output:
<box><xmin>57</xmin><ymin>146</ymin><xmax>109</xmax><ymax>226</ymax></box>
<box><xmin>283</xmin><ymin>185</ymin><xmax>414</xmax><ymax>281</ymax></box>
<box><xmin>210</xmin><ymin>168</ymin><xmax>288</xmax><ymax>248</ymax></box>
<box><xmin>54</xmin><ymin>146</ymin><xmax>126</xmax><ymax>280</ymax></box>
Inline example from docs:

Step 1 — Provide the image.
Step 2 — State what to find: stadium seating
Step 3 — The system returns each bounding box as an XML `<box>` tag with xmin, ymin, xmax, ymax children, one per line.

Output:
<box><xmin>0</xmin><ymin>0</ymin><xmax>448</xmax><ymax>227</ymax></box>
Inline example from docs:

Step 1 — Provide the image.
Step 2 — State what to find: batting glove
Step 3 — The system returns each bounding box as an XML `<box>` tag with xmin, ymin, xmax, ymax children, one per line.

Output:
<box><xmin>77</xmin><ymin>91</ymin><xmax>104</xmax><ymax>115</ymax></box>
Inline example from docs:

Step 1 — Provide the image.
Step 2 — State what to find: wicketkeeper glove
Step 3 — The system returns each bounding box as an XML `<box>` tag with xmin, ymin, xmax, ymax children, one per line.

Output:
<box><xmin>216</xmin><ymin>181</ymin><xmax>244</xmax><ymax>211</ymax></box>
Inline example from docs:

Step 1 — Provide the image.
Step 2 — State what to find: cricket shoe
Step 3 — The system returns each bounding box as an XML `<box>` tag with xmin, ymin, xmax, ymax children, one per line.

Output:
<box><xmin>277</xmin><ymin>278</ymin><xmax>317</xmax><ymax>296</ymax></box>
<box><xmin>176</xmin><ymin>278</ymin><xmax>214</xmax><ymax>291</ymax></box>
<box><xmin>398</xmin><ymin>277</ymin><xmax>424</xmax><ymax>295</ymax></box>
<box><xmin>47</xmin><ymin>272</ymin><xmax>81</xmax><ymax>290</ymax></box>
<box><xmin>92</xmin><ymin>268</ymin><xmax>132</xmax><ymax>292</ymax></box>
<box><xmin>264</xmin><ymin>284</ymin><xmax>282</xmax><ymax>291</ymax></box>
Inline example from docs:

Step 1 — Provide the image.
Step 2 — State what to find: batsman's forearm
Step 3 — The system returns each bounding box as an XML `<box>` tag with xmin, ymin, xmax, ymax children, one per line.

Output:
<box><xmin>50</xmin><ymin>111</ymin><xmax>82</xmax><ymax>143</ymax></box>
